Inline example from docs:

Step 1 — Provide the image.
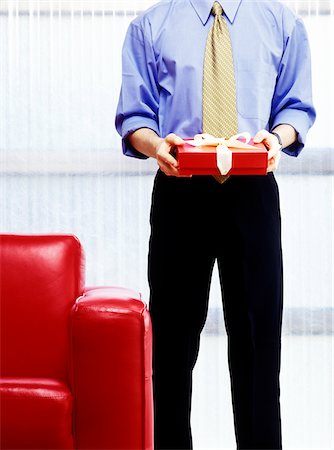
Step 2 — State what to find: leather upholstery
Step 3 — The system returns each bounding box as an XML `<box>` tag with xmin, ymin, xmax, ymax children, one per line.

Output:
<box><xmin>71</xmin><ymin>287</ymin><xmax>153</xmax><ymax>449</ymax></box>
<box><xmin>0</xmin><ymin>378</ymin><xmax>74</xmax><ymax>449</ymax></box>
<box><xmin>0</xmin><ymin>234</ymin><xmax>85</xmax><ymax>382</ymax></box>
<box><xmin>0</xmin><ymin>234</ymin><xmax>153</xmax><ymax>450</ymax></box>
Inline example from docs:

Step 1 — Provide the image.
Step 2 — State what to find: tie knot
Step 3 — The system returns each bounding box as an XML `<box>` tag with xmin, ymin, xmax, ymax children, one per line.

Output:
<box><xmin>212</xmin><ymin>1</ymin><xmax>223</xmax><ymax>17</ymax></box>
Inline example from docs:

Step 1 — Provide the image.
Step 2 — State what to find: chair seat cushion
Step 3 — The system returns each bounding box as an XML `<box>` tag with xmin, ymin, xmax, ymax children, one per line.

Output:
<box><xmin>0</xmin><ymin>377</ymin><xmax>74</xmax><ymax>449</ymax></box>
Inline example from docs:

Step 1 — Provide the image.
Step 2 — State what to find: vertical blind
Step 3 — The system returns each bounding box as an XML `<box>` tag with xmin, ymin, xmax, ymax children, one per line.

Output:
<box><xmin>1</xmin><ymin>1</ymin><xmax>333</xmax><ymax>449</ymax></box>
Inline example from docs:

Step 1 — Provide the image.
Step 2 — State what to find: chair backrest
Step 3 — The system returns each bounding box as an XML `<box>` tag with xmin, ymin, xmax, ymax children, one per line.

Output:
<box><xmin>0</xmin><ymin>234</ymin><xmax>85</xmax><ymax>382</ymax></box>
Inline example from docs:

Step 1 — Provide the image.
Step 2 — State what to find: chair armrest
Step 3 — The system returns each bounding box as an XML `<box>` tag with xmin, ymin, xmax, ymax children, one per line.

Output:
<box><xmin>70</xmin><ymin>286</ymin><xmax>153</xmax><ymax>450</ymax></box>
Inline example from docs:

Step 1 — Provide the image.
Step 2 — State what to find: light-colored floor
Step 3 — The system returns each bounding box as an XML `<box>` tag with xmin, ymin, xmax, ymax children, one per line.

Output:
<box><xmin>192</xmin><ymin>335</ymin><xmax>333</xmax><ymax>450</ymax></box>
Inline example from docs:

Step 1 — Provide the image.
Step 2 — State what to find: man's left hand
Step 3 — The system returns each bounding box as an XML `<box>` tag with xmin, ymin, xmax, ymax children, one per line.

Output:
<box><xmin>253</xmin><ymin>130</ymin><xmax>282</xmax><ymax>173</ymax></box>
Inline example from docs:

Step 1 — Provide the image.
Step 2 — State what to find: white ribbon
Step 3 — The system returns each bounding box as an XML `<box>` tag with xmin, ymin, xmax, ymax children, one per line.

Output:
<box><xmin>216</xmin><ymin>144</ymin><xmax>233</xmax><ymax>175</ymax></box>
<box><xmin>190</xmin><ymin>132</ymin><xmax>255</xmax><ymax>149</ymax></box>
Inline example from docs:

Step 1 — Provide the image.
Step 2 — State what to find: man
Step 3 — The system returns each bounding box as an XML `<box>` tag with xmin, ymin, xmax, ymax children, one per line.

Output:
<box><xmin>115</xmin><ymin>0</ymin><xmax>315</xmax><ymax>449</ymax></box>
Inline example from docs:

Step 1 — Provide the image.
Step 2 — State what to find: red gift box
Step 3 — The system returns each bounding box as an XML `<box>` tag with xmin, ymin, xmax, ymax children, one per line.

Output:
<box><xmin>176</xmin><ymin>135</ymin><xmax>268</xmax><ymax>176</ymax></box>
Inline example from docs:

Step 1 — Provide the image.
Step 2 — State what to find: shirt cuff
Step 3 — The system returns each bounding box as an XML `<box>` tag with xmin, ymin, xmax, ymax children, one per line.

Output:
<box><xmin>121</xmin><ymin>116</ymin><xmax>160</xmax><ymax>159</ymax></box>
<box><xmin>271</xmin><ymin>109</ymin><xmax>313</xmax><ymax>157</ymax></box>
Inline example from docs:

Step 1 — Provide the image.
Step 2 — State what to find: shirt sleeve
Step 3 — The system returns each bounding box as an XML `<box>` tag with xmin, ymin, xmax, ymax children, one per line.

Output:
<box><xmin>270</xmin><ymin>17</ymin><xmax>316</xmax><ymax>157</ymax></box>
<box><xmin>115</xmin><ymin>20</ymin><xmax>160</xmax><ymax>159</ymax></box>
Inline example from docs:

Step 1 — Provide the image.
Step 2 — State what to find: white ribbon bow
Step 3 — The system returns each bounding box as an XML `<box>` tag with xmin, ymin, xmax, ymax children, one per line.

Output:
<box><xmin>191</xmin><ymin>132</ymin><xmax>253</xmax><ymax>148</ymax></box>
<box><xmin>189</xmin><ymin>132</ymin><xmax>255</xmax><ymax>175</ymax></box>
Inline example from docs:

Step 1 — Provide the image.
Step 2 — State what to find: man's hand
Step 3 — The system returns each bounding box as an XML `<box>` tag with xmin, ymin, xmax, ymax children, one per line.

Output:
<box><xmin>253</xmin><ymin>130</ymin><xmax>282</xmax><ymax>173</ymax></box>
<box><xmin>128</xmin><ymin>128</ymin><xmax>191</xmax><ymax>177</ymax></box>
<box><xmin>156</xmin><ymin>133</ymin><xmax>189</xmax><ymax>177</ymax></box>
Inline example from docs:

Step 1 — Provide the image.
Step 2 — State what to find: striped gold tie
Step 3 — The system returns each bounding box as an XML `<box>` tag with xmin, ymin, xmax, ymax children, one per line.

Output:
<box><xmin>202</xmin><ymin>1</ymin><xmax>238</xmax><ymax>184</ymax></box>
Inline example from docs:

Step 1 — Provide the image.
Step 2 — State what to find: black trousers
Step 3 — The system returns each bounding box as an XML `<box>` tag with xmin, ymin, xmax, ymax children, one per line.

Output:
<box><xmin>148</xmin><ymin>170</ymin><xmax>283</xmax><ymax>450</ymax></box>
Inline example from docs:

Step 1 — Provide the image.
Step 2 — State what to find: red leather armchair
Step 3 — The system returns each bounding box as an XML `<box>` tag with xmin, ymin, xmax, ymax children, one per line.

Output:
<box><xmin>0</xmin><ymin>234</ymin><xmax>153</xmax><ymax>450</ymax></box>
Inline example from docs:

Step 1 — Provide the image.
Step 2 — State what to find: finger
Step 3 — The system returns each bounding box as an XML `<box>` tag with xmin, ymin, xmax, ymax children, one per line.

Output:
<box><xmin>267</xmin><ymin>161</ymin><xmax>278</xmax><ymax>172</ymax></box>
<box><xmin>253</xmin><ymin>129</ymin><xmax>271</xmax><ymax>143</ymax></box>
<box><xmin>267</xmin><ymin>147</ymin><xmax>280</xmax><ymax>159</ymax></box>
<box><xmin>165</xmin><ymin>133</ymin><xmax>185</xmax><ymax>146</ymax></box>
<box><xmin>267</xmin><ymin>147</ymin><xmax>282</xmax><ymax>163</ymax></box>
<box><xmin>267</xmin><ymin>155</ymin><xmax>280</xmax><ymax>173</ymax></box>
<box><xmin>267</xmin><ymin>162</ymin><xmax>275</xmax><ymax>173</ymax></box>
<box><xmin>157</xmin><ymin>150</ymin><xmax>179</xmax><ymax>168</ymax></box>
<box><xmin>159</xmin><ymin>163</ymin><xmax>179</xmax><ymax>176</ymax></box>
<box><xmin>160</xmin><ymin>166</ymin><xmax>178</xmax><ymax>177</ymax></box>
<box><xmin>158</xmin><ymin>159</ymin><xmax>180</xmax><ymax>176</ymax></box>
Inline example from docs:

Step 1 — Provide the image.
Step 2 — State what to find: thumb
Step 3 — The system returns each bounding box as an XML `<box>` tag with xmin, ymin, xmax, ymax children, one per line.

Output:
<box><xmin>253</xmin><ymin>129</ymin><xmax>270</xmax><ymax>143</ymax></box>
<box><xmin>165</xmin><ymin>133</ymin><xmax>185</xmax><ymax>146</ymax></box>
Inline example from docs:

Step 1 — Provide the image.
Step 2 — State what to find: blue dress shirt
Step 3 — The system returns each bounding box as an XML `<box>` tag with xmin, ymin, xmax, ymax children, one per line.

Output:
<box><xmin>115</xmin><ymin>0</ymin><xmax>316</xmax><ymax>158</ymax></box>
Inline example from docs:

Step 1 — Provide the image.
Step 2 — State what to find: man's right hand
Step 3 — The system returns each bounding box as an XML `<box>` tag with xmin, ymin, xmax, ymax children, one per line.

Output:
<box><xmin>155</xmin><ymin>133</ymin><xmax>186</xmax><ymax>177</ymax></box>
<box><xmin>128</xmin><ymin>128</ymin><xmax>191</xmax><ymax>177</ymax></box>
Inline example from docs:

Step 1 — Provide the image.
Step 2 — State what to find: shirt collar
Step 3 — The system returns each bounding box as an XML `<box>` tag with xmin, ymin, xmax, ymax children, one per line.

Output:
<box><xmin>189</xmin><ymin>0</ymin><xmax>242</xmax><ymax>25</ymax></box>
